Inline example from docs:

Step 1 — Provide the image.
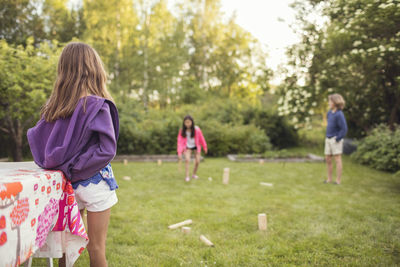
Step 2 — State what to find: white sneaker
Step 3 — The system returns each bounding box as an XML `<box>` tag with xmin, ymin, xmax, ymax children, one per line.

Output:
<box><xmin>185</xmin><ymin>177</ymin><xmax>190</xmax><ymax>182</ymax></box>
<box><xmin>192</xmin><ymin>175</ymin><xmax>199</xmax><ymax>180</ymax></box>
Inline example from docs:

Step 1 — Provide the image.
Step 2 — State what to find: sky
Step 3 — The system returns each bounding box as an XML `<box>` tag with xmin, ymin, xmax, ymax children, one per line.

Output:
<box><xmin>218</xmin><ymin>0</ymin><xmax>300</xmax><ymax>72</ymax></box>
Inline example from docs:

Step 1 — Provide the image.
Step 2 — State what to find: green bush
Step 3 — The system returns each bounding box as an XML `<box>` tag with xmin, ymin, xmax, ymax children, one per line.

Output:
<box><xmin>352</xmin><ymin>124</ymin><xmax>400</xmax><ymax>172</ymax></box>
<box><xmin>116</xmin><ymin>98</ymin><xmax>295</xmax><ymax>156</ymax></box>
<box><xmin>201</xmin><ymin>120</ymin><xmax>272</xmax><ymax>156</ymax></box>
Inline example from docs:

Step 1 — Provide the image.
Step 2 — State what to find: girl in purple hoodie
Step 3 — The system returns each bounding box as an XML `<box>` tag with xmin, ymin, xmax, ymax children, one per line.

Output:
<box><xmin>27</xmin><ymin>42</ymin><xmax>118</xmax><ymax>267</ymax></box>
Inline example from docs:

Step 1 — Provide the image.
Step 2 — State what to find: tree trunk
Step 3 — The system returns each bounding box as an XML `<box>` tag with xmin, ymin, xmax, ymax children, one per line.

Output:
<box><xmin>389</xmin><ymin>95</ymin><xmax>400</xmax><ymax>129</ymax></box>
<box><xmin>13</xmin><ymin>120</ymin><xmax>24</xmax><ymax>162</ymax></box>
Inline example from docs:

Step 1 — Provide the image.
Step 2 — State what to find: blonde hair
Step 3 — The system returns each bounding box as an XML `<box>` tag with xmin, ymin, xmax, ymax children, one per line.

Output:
<box><xmin>41</xmin><ymin>42</ymin><xmax>113</xmax><ymax>122</ymax></box>
<box><xmin>329</xmin><ymin>93</ymin><xmax>345</xmax><ymax>110</ymax></box>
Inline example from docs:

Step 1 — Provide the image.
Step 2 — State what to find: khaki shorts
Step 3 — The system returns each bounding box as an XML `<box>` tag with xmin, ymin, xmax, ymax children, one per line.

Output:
<box><xmin>324</xmin><ymin>137</ymin><xmax>343</xmax><ymax>155</ymax></box>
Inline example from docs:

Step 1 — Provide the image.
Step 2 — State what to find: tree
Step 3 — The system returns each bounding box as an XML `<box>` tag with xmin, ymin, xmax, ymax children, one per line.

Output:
<box><xmin>279</xmin><ymin>0</ymin><xmax>400</xmax><ymax>136</ymax></box>
<box><xmin>0</xmin><ymin>38</ymin><xmax>60</xmax><ymax>161</ymax></box>
<box><xmin>0</xmin><ymin>0</ymin><xmax>46</xmax><ymax>45</ymax></box>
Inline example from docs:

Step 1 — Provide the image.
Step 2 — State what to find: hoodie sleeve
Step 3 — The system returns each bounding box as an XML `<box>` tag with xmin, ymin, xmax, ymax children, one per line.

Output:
<box><xmin>197</xmin><ymin>127</ymin><xmax>207</xmax><ymax>152</ymax></box>
<box><xmin>70</xmin><ymin>101</ymin><xmax>119</xmax><ymax>180</ymax></box>
<box><xmin>336</xmin><ymin>111</ymin><xmax>348</xmax><ymax>142</ymax></box>
<box><xmin>177</xmin><ymin>129</ymin><xmax>184</xmax><ymax>156</ymax></box>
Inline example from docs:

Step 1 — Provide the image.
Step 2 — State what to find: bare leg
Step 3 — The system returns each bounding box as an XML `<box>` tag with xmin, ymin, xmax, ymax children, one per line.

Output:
<box><xmin>192</xmin><ymin>152</ymin><xmax>201</xmax><ymax>176</ymax></box>
<box><xmin>334</xmin><ymin>154</ymin><xmax>342</xmax><ymax>184</ymax></box>
<box><xmin>325</xmin><ymin>155</ymin><xmax>333</xmax><ymax>182</ymax></box>
<box><xmin>86</xmin><ymin>209</ymin><xmax>111</xmax><ymax>267</ymax></box>
<box><xmin>185</xmin><ymin>149</ymin><xmax>192</xmax><ymax>178</ymax></box>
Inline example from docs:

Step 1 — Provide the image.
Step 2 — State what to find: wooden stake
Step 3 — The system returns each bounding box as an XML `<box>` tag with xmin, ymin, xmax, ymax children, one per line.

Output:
<box><xmin>258</xmin><ymin>213</ymin><xmax>267</xmax><ymax>231</ymax></box>
<box><xmin>259</xmin><ymin>159</ymin><xmax>264</xmax><ymax>165</ymax></box>
<box><xmin>222</xmin><ymin>168</ymin><xmax>230</xmax><ymax>184</ymax></box>
<box><xmin>157</xmin><ymin>159</ymin><xmax>162</xmax><ymax>166</ymax></box>
<box><xmin>168</xmin><ymin>219</ymin><xmax>192</xmax><ymax>229</ymax></box>
<box><xmin>182</xmin><ymin>227</ymin><xmax>191</xmax><ymax>234</ymax></box>
<box><xmin>199</xmin><ymin>235</ymin><xmax>214</xmax><ymax>247</ymax></box>
<box><xmin>122</xmin><ymin>176</ymin><xmax>131</xmax><ymax>181</ymax></box>
<box><xmin>123</xmin><ymin>159</ymin><xmax>128</xmax><ymax>166</ymax></box>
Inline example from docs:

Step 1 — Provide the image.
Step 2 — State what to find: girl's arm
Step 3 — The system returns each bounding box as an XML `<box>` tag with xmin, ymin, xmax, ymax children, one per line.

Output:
<box><xmin>198</xmin><ymin>128</ymin><xmax>208</xmax><ymax>153</ymax></box>
<box><xmin>336</xmin><ymin>112</ymin><xmax>348</xmax><ymax>142</ymax></box>
<box><xmin>70</xmin><ymin>102</ymin><xmax>118</xmax><ymax>179</ymax></box>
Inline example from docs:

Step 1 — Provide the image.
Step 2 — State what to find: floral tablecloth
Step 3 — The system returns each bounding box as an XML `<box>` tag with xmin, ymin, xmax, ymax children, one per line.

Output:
<box><xmin>0</xmin><ymin>162</ymin><xmax>88</xmax><ymax>267</ymax></box>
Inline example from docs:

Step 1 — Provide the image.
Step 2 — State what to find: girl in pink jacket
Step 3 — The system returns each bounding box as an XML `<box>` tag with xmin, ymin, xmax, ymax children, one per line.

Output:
<box><xmin>177</xmin><ymin>115</ymin><xmax>208</xmax><ymax>182</ymax></box>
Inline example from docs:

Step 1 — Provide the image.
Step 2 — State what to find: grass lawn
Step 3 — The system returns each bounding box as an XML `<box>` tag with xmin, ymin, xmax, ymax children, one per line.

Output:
<box><xmin>35</xmin><ymin>156</ymin><xmax>400</xmax><ymax>266</ymax></box>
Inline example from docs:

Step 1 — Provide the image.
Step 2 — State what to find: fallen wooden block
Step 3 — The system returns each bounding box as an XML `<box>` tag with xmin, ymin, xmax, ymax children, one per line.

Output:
<box><xmin>182</xmin><ymin>227</ymin><xmax>191</xmax><ymax>234</ymax></box>
<box><xmin>258</xmin><ymin>213</ymin><xmax>267</xmax><ymax>231</ymax></box>
<box><xmin>122</xmin><ymin>176</ymin><xmax>131</xmax><ymax>181</ymax></box>
<box><xmin>208</xmin><ymin>177</ymin><xmax>213</xmax><ymax>181</ymax></box>
<box><xmin>123</xmin><ymin>159</ymin><xmax>128</xmax><ymax>165</ymax></box>
<box><xmin>200</xmin><ymin>235</ymin><xmax>214</xmax><ymax>247</ymax></box>
<box><xmin>168</xmin><ymin>219</ymin><xmax>192</xmax><ymax>229</ymax></box>
<box><xmin>222</xmin><ymin>167</ymin><xmax>230</xmax><ymax>184</ymax></box>
<box><xmin>260</xmin><ymin>182</ymin><xmax>273</xmax><ymax>187</ymax></box>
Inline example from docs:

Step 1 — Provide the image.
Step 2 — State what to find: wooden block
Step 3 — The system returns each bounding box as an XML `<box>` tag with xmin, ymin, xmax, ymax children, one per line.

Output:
<box><xmin>258</xmin><ymin>213</ymin><xmax>267</xmax><ymax>231</ymax></box>
<box><xmin>122</xmin><ymin>176</ymin><xmax>131</xmax><ymax>181</ymax></box>
<box><xmin>157</xmin><ymin>159</ymin><xmax>162</xmax><ymax>165</ymax></box>
<box><xmin>123</xmin><ymin>159</ymin><xmax>128</xmax><ymax>165</ymax></box>
<box><xmin>208</xmin><ymin>177</ymin><xmax>213</xmax><ymax>181</ymax></box>
<box><xmin>182</xmin><ymin>227</ymin><xmax>191</xmax><ymax>234</ymax></box>
<box><xmin>168</xmin><ymin>219</ymin><xmax>192</xmax><ymax>229</ymax></box>
<box><xmin>222</xmin><ymin>167</ymin><xmax>230</xmax><ymax>184</ymax></box>
<box><xmin>260</xmin><ymin>182</ymin><xmax>273</xmax><ymax>187</ymax></box>
<box><xmin>259</xmin><ymin>159</ymin><xmax>265</xmax><ymax>165</ymax></box>
<box><xmin>200</xmin><ymin>235</ymin><xmax>214</xmax><ymax>247</ymax></box>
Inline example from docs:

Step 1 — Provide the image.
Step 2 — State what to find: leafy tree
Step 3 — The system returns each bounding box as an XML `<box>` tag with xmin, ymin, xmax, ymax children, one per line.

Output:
<box><xmin>0</xmin><ymin>38</ymin><xmax>60</xmax><ymax>161</ymax></box>
<box><xmin>279</xmin><ymin>0</ymin><xmax>400</xmax><ymax>136</ymax></box>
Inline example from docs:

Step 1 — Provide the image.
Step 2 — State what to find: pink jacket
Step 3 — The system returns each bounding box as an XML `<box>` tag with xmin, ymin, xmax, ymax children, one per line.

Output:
<box><xmin>177</xmin><ymin>126</ymin><xmax>208</xmax><ymax>156</ymax></box>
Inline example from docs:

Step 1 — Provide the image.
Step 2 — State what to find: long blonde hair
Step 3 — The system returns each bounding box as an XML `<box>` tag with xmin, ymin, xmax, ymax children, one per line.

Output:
<box><xmin>41</xmin><ymin>42</ymin><xmax>113</xmax><ymax>122</ymax></box>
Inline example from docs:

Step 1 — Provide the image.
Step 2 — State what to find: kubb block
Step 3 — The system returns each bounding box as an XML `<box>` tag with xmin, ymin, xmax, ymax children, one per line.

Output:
<box><xmin>157</xmin><ymin>159</ymin><xmax>162</xmax><ymax>165</ymax></box>
<box><xmin>123</xmin><ymin>159</ymin><xmax>128</xmax><ymax>165</ymax></box>
<box><xmin>258</xmin><ymin>213</ymin><xmax>267</xmax><ymax>231</ymax></box>
<box><xmin>222</xmin><ymin>167</ymin><xmax>230</xmax><ymax>184</ymax></box>
<box><xmin>182</xmin><ymin>227</ymin><xmax>191</xmax><ymax>234</ymax></box>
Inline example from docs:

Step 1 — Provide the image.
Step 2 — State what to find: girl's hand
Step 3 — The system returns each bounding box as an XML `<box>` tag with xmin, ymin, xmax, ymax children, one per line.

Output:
<box><xmin>204</xmin><ymin>149</ymin><xmax>208</xmax><ymax>155</ymax></box>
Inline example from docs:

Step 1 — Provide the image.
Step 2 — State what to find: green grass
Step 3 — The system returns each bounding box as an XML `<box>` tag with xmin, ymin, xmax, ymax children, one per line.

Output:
<box><xmin>34</xmin><ymin>156</ymin><xmax>400</xmax><ymax>266</ymax></box>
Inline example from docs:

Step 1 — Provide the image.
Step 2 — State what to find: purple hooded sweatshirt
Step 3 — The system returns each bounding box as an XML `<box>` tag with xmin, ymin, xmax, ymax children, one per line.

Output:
<box><xmin>27</xmin><ymin>95</ymin><xmax>119</xmax><ymax>183</ymax></box>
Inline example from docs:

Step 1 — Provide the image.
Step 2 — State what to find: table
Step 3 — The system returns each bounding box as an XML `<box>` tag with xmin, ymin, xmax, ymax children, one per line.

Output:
<box><xmin>0</xmin><ymin>162</ymin><xmax>88</xmax><ymax>267</ymax></box>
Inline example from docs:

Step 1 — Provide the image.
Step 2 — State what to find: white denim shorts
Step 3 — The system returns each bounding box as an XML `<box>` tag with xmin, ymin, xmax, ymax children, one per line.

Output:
<box><xmin>74</xmin><ymin>179</ymin><xmax>118</xmax><ymax>212</ymax></box>
<box><xmin>324</xmin><ymin>137</ymin><xmax>344</xmax><ymax>155</ymax></box>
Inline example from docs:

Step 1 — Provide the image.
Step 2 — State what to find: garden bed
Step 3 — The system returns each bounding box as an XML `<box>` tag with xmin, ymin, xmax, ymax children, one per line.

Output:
<box><xmin>227</xmin><ymin>153</ymin><xmax>324</xmax><ymax>163</ymax></box>
<box><xmin>114</xmin><ymin>154</ymin><xmax>204</xmax><ymax>162</ymax></box>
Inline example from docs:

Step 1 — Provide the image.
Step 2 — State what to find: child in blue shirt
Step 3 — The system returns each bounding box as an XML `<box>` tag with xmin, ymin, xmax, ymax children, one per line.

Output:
<box><xmin>324</xmin><ymin>93</ymin><xmax>348</xmax><ymax>185</ymax></box>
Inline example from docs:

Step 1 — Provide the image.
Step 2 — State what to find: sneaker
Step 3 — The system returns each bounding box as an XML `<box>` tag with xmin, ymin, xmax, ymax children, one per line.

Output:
<box><xmin>192</xmin><ymin>175</ymin><xmax>199</xmax><ymax>180</ymax></box>
<box><xmin>323</xmin><ymin>180</ymin><xmax>332</xmax><ymax>184</ymax></box>
<box><xmin>185</xmin><ymin>177</ymin><xmax>190</xmax><ymax>182</ymax></box>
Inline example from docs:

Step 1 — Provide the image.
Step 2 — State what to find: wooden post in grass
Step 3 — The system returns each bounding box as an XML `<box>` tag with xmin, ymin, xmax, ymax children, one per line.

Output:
<box><xmin>258</xmin><ymin>213</ymin><xmax>267</xmax><ymax>231</ymax></box>
<box><xmin>200</xmin><ymin>235</ymin><xmax>214</xmax><ymax>247</ymax></box>
<box><xmin>168</xmin><ymin>219</ymin><xmax>192</xmax><ymax>229</ymax></box>
<box><xmin>182</xmin><ymin>227</ymin><xmax>191</xmax><ymax>234</ymax></box>
<box><xmin>157</xmin><ymin>159</ymin><xmax>162</xmax><ymax>166</ymax></box>
<box><xmin>259</xmin><ymin>159</ymin><xmax>264</xmax><ymax>165</ymax></box>
<box><xmin>123</xmin><ymin>159</ymin><xmax>128</xmax><ymax>166</ymax></box>
<box><xmin>222</xmin><ymin>168</ymin><xmax>230</xmax><ymax>184</ymax></box>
